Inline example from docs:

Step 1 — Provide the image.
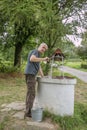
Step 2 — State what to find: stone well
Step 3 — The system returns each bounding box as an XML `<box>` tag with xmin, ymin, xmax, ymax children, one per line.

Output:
<box><xmin>37</xmin><ymin>77</ymin><xmax>76</xmax><ymax>116</ymax></box>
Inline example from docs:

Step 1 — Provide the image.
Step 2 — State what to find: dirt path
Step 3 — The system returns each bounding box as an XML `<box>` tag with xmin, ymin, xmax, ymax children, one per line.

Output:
<box><xmin>60</xmin><ymin>66</ymin><xmax>87</xmax><ymax>83</ymax></box>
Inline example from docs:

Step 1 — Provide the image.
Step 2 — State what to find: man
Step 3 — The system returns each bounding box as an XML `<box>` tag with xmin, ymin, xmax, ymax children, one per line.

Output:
<box><xmin>24</xmin><ymin>43</ymin><xmax>49</xmax><ymax>118</ymax></box>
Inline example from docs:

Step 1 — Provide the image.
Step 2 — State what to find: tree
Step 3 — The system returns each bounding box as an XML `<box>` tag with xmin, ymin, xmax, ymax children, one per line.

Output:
<box><xmin>13</xmin><ymin>11</ymin><xmax>37</xmax><ymax>67</ymax></box>
<box><xmin>77</xmin><ymin>32</ymin><xmax>87</xmax><ymax>60</ymax></box>
<box><xmin>0</xmin><ymin>0</ymin><xmax>87</xmax><ymax>69</ymax></box>
<box><xmin>0</xmin><ymin>0</ymin><xmax>40</xmax><ymax>67</ymax></box>
<box><xmin>36</xmin><ymin>0</ymin><xmax>87</xmax><ymax>52</ymax></box>
<box><xmin>35</xmin><ymin>0</ymin><xmax>87</xmax><ymax>73</ymax></box>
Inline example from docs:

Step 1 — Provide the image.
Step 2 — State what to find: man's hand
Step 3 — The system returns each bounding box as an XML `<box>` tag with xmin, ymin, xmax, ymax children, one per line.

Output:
<box><xmin>43</xmin><ymin>57</ymin><xmax>49</xmax><ymax>62</ymax></box>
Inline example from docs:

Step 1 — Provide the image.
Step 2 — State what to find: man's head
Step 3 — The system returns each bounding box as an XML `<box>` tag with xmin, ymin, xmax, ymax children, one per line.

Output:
<box><xmin>38</xmin><ymin>43</ymin><xmax>48</xmax><ymax>53</ymax></box>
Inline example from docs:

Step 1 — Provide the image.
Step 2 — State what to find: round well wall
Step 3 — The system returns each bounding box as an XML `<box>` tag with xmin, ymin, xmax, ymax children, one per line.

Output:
<box><xmin>37</xmin><ymin>77</ymin><xmax>76</xmax><ymax>116</ymax></box>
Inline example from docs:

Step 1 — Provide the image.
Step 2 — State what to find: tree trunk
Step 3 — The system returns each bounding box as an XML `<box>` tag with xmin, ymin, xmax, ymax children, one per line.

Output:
<box><xmin>14</xmin><ymin>43</ymin><xmax>23</xmax><ymax>67</ymax></box>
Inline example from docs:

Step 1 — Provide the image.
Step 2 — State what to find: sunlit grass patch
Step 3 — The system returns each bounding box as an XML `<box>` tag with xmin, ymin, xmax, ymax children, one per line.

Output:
<box><xmin>65</xmin><ymin>61</ymin><xmax>87</xmax><ymax>72</ymax></box>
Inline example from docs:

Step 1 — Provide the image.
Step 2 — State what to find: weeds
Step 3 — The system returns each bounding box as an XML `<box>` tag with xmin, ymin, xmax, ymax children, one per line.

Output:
<box><xmin>43</xmin><ymin>102</ymin><xmax>87</xmax><ymax>130</ymax></box>
<box><xmin>0</xmin><ymin>116</ymin><xmax>9</xmax><ymax>130</ymax></box>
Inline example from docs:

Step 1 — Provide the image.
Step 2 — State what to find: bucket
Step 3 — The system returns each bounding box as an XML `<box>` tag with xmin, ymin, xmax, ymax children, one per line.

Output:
<box><xmin>31</xmin><ymin>108</ymin><xmax>43</xmax><ymax>122</ymax></box>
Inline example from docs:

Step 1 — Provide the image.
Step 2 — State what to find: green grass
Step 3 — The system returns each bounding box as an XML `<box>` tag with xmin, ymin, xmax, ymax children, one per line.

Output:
<box><xmin>0</xmin><ymin>116</ymin><xmax>10</xmax><ymax>130</ymax></box>
<box><xmin>0</xmin><ymin>73</ymin><xmax>26</xmax><ymax>105</ymax></box>
<box><xmin>65</xmin><ymin>61</ymin><xmax>87</xmax><ymax>72</ymax></box>
<box><xmin>65</xmin><ymin>62</ymin><xmax>81</xmax><ymax>69</ymax></box>
<box><xmin>43</xmin><ymin>102</ymin><xmax>87</xmax><ymax>130</ymax></box>
<box><xmin>52</xmin><ymin>68</ymin><xmax>75</xmax><ymax>78</ymax></box>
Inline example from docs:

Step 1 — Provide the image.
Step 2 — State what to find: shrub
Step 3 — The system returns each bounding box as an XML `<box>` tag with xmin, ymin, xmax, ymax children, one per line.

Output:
<box><xmin>81</xmin><ymin>64</ymin><xmax>87</xmax><ymax>69</ymax></box>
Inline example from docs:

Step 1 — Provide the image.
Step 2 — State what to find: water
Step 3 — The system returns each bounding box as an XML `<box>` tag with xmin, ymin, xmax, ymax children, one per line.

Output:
<box><xmin>49</xmin><ymin>55</ymin><xmax>64</xmax><ymax>78</ymax></box>
<box><xmin>59</xmin><ymin>56</ymin><xmax>64</xmax><ymax>78</ymax></box>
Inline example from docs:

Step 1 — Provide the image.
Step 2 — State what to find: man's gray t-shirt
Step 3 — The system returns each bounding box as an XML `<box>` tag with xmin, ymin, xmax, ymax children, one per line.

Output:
<box><xmin>24</xmin><ymin>49</ymin><xmax>40</xmax><ymax>76</ymax></box>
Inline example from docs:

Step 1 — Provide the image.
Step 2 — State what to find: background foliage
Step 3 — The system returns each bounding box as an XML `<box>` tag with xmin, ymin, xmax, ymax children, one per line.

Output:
<box><xmin>0</xmin><ymin>0</ymin><xmax>87</xmax><ymax>73</ymax></box>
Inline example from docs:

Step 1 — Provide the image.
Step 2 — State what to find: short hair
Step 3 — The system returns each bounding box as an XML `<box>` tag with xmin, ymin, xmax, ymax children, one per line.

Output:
<box><xmin>40</xmin><ymin>42</ymin><xmax>48</xmax><ymax>50</ymax></box>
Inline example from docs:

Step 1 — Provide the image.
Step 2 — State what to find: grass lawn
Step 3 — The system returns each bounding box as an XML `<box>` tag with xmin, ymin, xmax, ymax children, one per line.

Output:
<box><xmin>0</xmin><ymin>72</ymin><xmax>87</xmax><ymax>130</ymax></box>
<box><xmin>65</xmin><ymin>61</ymin><xmax>87</xmax><ymax>72</ymax></box>
<box><xmin>0</xmin><ymin>73</ymin><xmax>26</xmax><ymax>105</ymax></box>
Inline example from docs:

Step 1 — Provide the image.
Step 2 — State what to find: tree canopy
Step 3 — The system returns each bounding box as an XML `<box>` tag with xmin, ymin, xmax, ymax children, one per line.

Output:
<box><xmin>0</xmin><ymin>0</ymin><xmax>87</xmax><ymax>69</ymax></box>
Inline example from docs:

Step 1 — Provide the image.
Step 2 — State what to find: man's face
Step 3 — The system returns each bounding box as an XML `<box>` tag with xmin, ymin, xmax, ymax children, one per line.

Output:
<box><xmin>39</xmin><ymin>45</ymin><xmax>47</xmax><ymax>53</ymax></box>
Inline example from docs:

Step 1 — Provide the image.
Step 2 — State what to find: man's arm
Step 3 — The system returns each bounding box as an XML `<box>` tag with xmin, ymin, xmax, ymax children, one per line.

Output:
<box><xmin>38</xmin><ymin>66</ymin><xmax>44</xmax><ymax>77</ymax></box>
<box><xmin>30</xmin><ymin>55</ymin><xmax>49</xmax><ymax>62</ymax></box>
